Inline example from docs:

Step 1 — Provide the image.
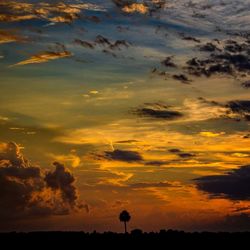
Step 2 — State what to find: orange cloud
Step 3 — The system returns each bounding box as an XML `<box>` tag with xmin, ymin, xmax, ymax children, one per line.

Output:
<box><xmin>0</xmin><ymin>1</ymin><xmax>105</xmax><ymax>23</ymax></box>
<box><xmin>199</xmin><ymin>131</ymin><xmax>225</xmax><ymax>137</ymax></box>
<box><xmin>11</xmin><ymin>50</ymin><xmax>72</xmax><ymax>66</ymax></box>
<box><xmin>0</xmin><ymin>29</ymin><xmax>26</xmax><ymax>44</ymax></box>
<box><xmin>122</xmin><ymin>3</ymin><xmax>148</xmax><ymax>14</ymax></box>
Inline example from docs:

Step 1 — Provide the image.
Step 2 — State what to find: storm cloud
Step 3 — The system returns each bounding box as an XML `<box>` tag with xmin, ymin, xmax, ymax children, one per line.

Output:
<box><xmin>45</xmin><ymin>162</ymin><xmax>78</xmax><ymax>207</ymax></box>
<box><xmin>195</xmin><ymin>165</ymin><xmax>250</xmax><ymax>200</ymax></box>
<box><xmin>0</xmin><ymin>142</ymin><xmax>81</xmax><ymax>222</ymax></box>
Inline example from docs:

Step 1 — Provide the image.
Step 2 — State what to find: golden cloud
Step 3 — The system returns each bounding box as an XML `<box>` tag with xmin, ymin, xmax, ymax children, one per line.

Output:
<box><xmin>0</xmin><ymin>1</ymin><xmax>105</xmax><ymax>24</ymax></box>
<box><xmin>0</xmin><ymin>29</ymin><xmax>26</xmax><ymax>44</ymax></box>
<box><xmin>122</xmin><ymin>3</ymin><xmax>148</xmax><ymax>14</ymax></box>
<box><xmin>11</xmin><ymin>50</ymin><xmax>72</xmax><ymax>66</ymax></box>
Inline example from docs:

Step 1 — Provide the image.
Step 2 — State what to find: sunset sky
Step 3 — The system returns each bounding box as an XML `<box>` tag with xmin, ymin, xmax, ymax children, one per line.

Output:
<box><xmin>0</xmin><ymin>0</ymin><xmax>250</xmax><ymax>232</ymax></box>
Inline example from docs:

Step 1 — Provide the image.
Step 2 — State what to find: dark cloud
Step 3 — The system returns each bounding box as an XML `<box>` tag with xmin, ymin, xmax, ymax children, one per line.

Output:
<box><xmin>220</xmin><ymin>213</ymin><xmax>250</xmax><ymax>232</ymax></box>
<box><xmin>112</xmin><ymin>0</ymin><xmax>134</xmax><ymax>8</ymax></box>
<box><xmin>241</xmin><ymin>80</ymin><xmax>250</xmax><ymax>88</ymax></box>
<box><xmin>197</xmin><ymin>97</ymin><xmax>222</xmax><ymax>107</ymax></box>
<box><xmin>199</xmin><ymin>213</ymin><xmax>250</xmax><ymax>232</ymax></box>
<box><xmin>161</xmin><ymin>56</ymin><xmax>177</xmax><ymax>68</ymax></box>
<box><xmin>74</xmin><ymin>39</ymin><xmax>95</xmax><ymax>49</ymax></box>
<box><xmin>224</xmin><ymin>40</ymin><xmax>249</xmax><ymax>53</ymax></box>
<box><xmin>150</xmin><ymin>67</ymin><xmax>168</xmax><ymax>77</ymax></box>
<box><xmin>95</xmin><ymin>35</ymin><xmax>131</xmax><ymax>50</ymax></box>
<box><xmin>227</xmin><ymin>100</ymin><xmax>250</xmax><ymax>121</ymax></box>
<box><xmin>95</xmin><ymin>35</ymin><xmax>111</xmax><ymax>46</ymax></box>
<box><xmin>104</xmin><ymin>149</ymin><xmax>143</xmax><ymax>162</ymax></box>
<box><xmin>198</xmin><ymin>42</ymin><xmax>221</xmax><ymax>52</ymax></box>
<box><xmin>115</xmin><ymin>140</ymin><xmax>139</xmax><ymax>144</ymax></box>
<box><xmin>168</xmin><ymin>148</ymin><xmax>195</xmax><ymax>158</ymax></box>
<box><xmin>178</xmin><ymin>153</ymin><xmax>195</xmax><ymax>158</ymax></box>
<box><xmin>45</xmin><ymin>162</ymin><xmax>78</xmax><ymax>207</ymax></box>
<box><xmin>168</xmin><ymin>148</ymin><xmax>182</xmax><ymax>153</ymax></box>
<box><xmin>134</xmin><ymin>102</ymin><xmax>183</xmax><ymax>120</ymax></box>
<box><xmin>196</xmin><ymin>97</ymin><xmax>250</xmax><ymax>121</ymax></box>
<box><xmin>243</xmin><ymin>134</ymin><xmax>250</xmax><ymax>139</ymax></box>
<box><xmin>195</xmin><ymin>165</ymin><xmax>250</xmax><ymax>200</ymax></box>
<box><xmin>128</xmin><ymin>181</ymin><xmax>175</xmax><ymax>189</ymax></box>
<box><xmin>144</xmin><ymin>160</ymin><xmax>169</xmax><ymax>166</ymax></box>
<box><xmin>109</xmin><ymin>40</ymin><xmax>131</xmax><ymax>50</ymax></box>
<box><xmin>186</xmin><ymin>57</ymin><xmax>234</xmax><ymax>77</ymax></box>
<box><xmin>0</xmin><ymin>142</ymin><xmax>81</xmax><ymax>223</ymax></box>
<box><xmin>186</xmin><ymin>39</ymin><xmax>250</xmax><ymax>77</ymax></box>
<box><xmin>179</xmin><ymin>33</ymin><xmax>201</xmax><ymax>43</ymax></box>
<box><xmin>172</xmin><ymin>74</ymin><xmax>191</xmax><ymax>84</ymax></box>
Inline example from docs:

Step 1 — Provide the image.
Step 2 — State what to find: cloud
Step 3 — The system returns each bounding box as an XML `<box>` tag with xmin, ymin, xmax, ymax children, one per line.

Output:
<box><xmin>0</xmin><ymin>142</ymin><xmax>81</xmax><ymax>222</ymax></box>
<box><xmin>11</xmin><ymin>50</ymin><xmax>72</xmax><ymax>66</ymax></box>
<box><xmin>172</xmin><ymin>74</ymin><xmax>191</xmax><ymax>84</ymax></box>
<box><xmin>122</xmin><ymin>3</ymin><xmax>148</xmax><ymax>14</ymax></box>
<box><xmin>112</xmin><ymin>0</ymin><xmax>165</xmax><ymax>14</ymax></box>
<box><xmin>199</xmin><ymin>131</ymin><xmax>225</xmax><ymax>137</ymax></box>
<box><xmin>220</xmin><ymin>213</ymin><xmax>250</xmax><ymax>232</ymax></box>
<box><xmin>48</xmin><ymin>152</ymin><xmax>81</xmax><ymax>168</ymax></box>
<box><xmin>103</xmin><ymin>149</ymin><xmax>143</xmax><ymax>162</ymax></box>
<box><xmin>178</xmin><ymin>153</ymin><xmax>195</xmax><ymax>158</ymax></box>
<box><xmin>186</xmin><ymin>39</ymin><xmax>250</xmax><ymax>77</ymax></box>
<box><xmin>183</xmin><ymin>98</ymin><xmax>250</xmax><ymax>122</ymax></box>
<box><xmin>134</xmin><ymin>102</ymin><xmax>183</xmax><ymax>120</ymax></box>
<box><xmin>0</xmin><ymin>29</ymin><xmax>25</xmax><ymax>44</ymax></box>
<box><xmin>132</xmin><ymin>98</ymin><xmax>249</xmax><ymax>124</ymax></box>
<box><xmin>95</xmin><ymin>179</ymin><xmax>178</xmax><ymax>190</ymax></box>
<box><xmin>168</xmin><ymin>148</ymin><xmax>195</xmax><ymax>159</ymax></box>
<box><xmin>0</xmin><ymin>1</ymin><xmax>105</xmax><ymax>24</ymax></box>
<box><xmin>45</xmin><ymin>162</ymin><xmax>78</xmax><ymax>207</ymax></box>
<box><xmin>168</xmin><ymin>148</ymin><xmax>182</xmax><ymax>153</ymax></box>
<box><xmin>242</xmin><ymin>81</ymin><xmax>250</xmax><ymax>89</ymax></box>
<box><xmin>74</xmin><ymin>39</ymin><xmax>95</xmax><ymax>49</ymax></box>
<box><xmin>111</xmin><ymin>199</ymin><xmax>129</xmax><ymax>208</ymax></box>
<box><xmin>195</xmin><ymin>164</ymin><xmax>250</xmax><ymax>200</ymax></box>
<box><xmin>227</xmin><ymin>100</ymin><xmax>250</xmax><ymax>121</ymax></box>
<box><xmin>128</xmin><ymin>181</ymin><xmax>175</xmax><ymax>189</ymax></box>
<box><xmin>94</xmin><ymin>35</ymin><xmax>131</xmax><ymax>51</ymax></box>
<box><xmin>183</xmin><ymin>98</ymin><xmax>230</xmax><ymax>122</ymax></box>
<box><xmin>144</xmin><ymin>160</ymin><xmax>169</xmax><ymax>166</ymax></box>
<box><xmin>161</xmin><ymin>56</ymin><xmax>177</xmax><ymax>68</ymax></box>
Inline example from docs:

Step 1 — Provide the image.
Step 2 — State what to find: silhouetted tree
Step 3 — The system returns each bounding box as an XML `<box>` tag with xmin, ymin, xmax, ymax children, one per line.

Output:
<box><xmin>119</xmin><ymin>210</ymin><xmax>131</xmax><ymax>233</ymax></box>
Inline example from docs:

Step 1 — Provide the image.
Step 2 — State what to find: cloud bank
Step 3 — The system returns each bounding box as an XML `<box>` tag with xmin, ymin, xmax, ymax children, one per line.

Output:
<box><xmin>0</xmin><ymin>142</ymin><xmax>81</xmax><ymax>222</ymax></box>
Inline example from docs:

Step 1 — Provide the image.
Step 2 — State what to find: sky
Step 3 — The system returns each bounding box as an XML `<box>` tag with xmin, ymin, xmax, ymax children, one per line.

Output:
<box><xmin>0</xmin><ymin>0</ymin><xmax>250</xmax><ymax>232</ymax></box>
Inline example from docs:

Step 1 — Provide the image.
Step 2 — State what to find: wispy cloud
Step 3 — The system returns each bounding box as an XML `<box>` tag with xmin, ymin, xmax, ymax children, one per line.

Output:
<box><xmin>0</xmin><ymin>29</ymin><xmax>26</xmax><ymax>44</ymax></box>
<box><xmin>11</xmin><ymin>50</ymin><xmax>72</xmax><ymax>66</ymax></box>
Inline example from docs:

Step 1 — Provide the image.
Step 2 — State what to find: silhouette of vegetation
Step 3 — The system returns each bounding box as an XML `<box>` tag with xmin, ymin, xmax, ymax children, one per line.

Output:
<box><xmin>0</xmin><ymin>230</ymin><xmax>249</xmax><ymax>246</ymax></box>
<box><xmin>119</xmin><ymin>210</ymin><xmax>131</xmax><ymax>233</ymax></box>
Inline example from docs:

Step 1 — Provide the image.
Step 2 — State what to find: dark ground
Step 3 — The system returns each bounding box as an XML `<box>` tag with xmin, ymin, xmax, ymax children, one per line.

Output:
<box><xmin>0</xmin><ymin>230</ymin><xmax>249</xmax><ymax>246</ymax></box>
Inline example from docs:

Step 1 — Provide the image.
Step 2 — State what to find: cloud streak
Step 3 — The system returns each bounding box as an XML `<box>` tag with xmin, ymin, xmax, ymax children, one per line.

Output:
<box><xmin>134</xmin><ymin>102</ymin><xmax>183</xmax><ymax>120</ymax></box>
<box><xmin>11</xmin><ymin>50</ymin><xmax>72</xmax><ymax>66</ymax></box>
